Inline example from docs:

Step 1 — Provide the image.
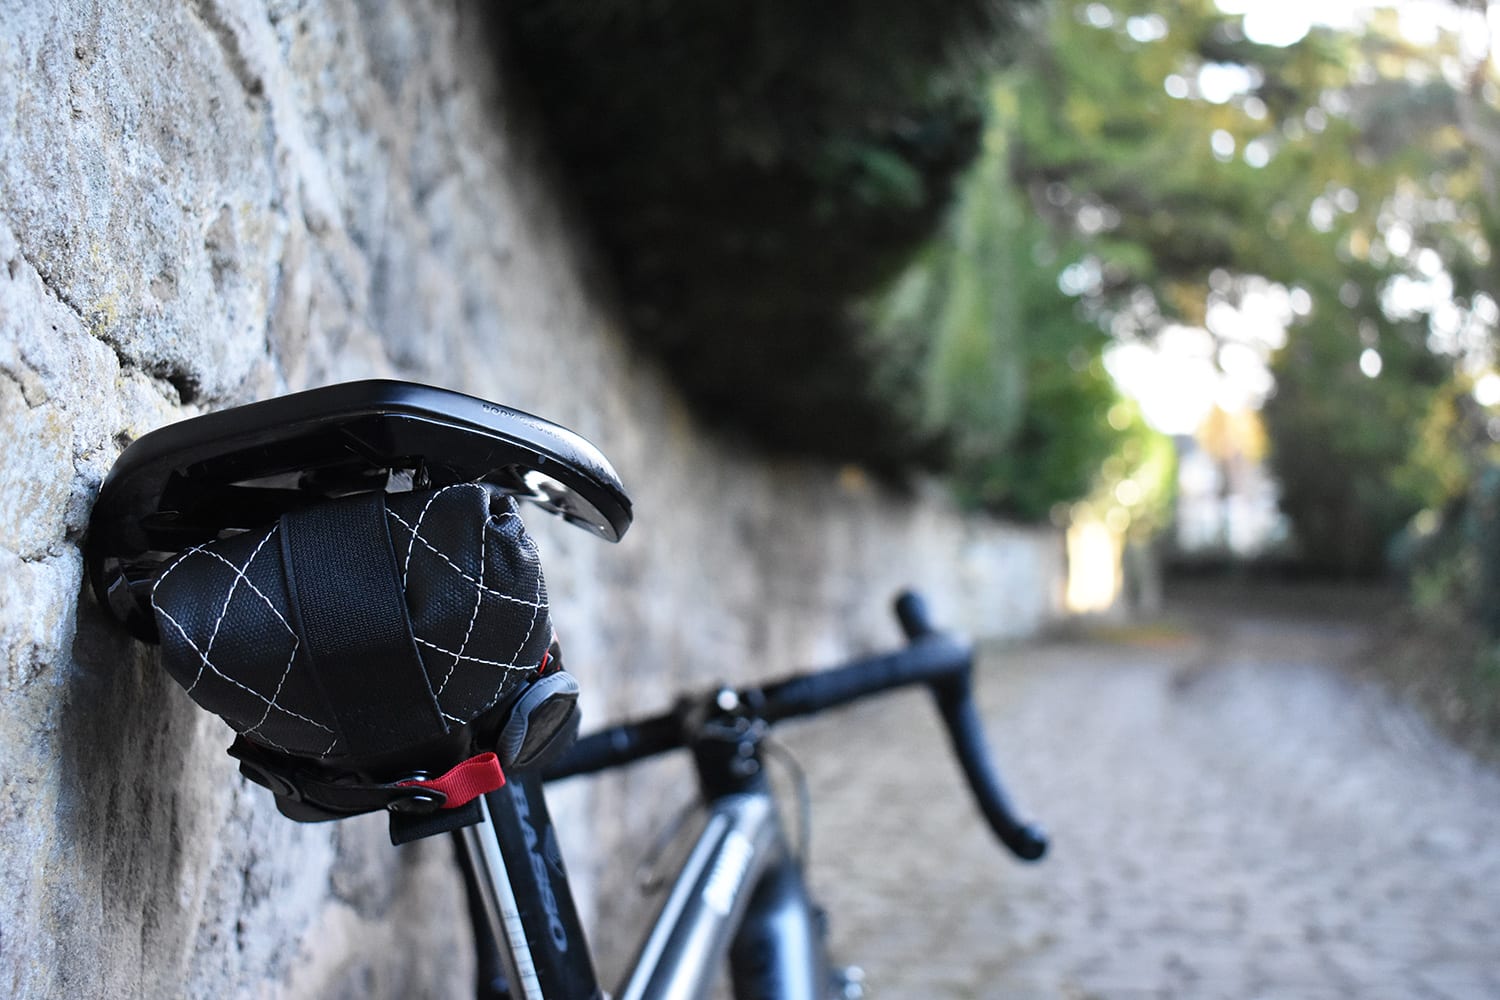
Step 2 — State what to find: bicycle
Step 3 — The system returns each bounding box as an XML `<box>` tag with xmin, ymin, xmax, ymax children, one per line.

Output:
<box><xmin>87</xmin><ymin>379</ymin><xmax>1046</xmax><ymax>1000</ymax></box>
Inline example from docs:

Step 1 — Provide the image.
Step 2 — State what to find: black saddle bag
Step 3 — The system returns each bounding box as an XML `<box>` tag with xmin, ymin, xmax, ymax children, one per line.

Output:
<box><xmin>150</xmin><ymin>482</ymin><xmax>573</xmax><ymax>833</ymax></box>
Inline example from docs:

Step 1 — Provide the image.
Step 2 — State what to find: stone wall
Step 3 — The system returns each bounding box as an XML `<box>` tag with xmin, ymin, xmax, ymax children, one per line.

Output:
<box><xmin>0</xmin><ymin>3</ymin><xmax>1065</xmax><ymax>996</ymax></box>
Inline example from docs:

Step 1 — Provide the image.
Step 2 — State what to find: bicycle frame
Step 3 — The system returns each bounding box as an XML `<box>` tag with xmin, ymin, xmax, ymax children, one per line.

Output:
<box><xmin>82</xmin><ymin>382</ymin><xmax>1043</xmax><ymax>1000</ymax></box>
<box><xmin>454</xmin><ymin>592</ymin><xmax>1048</xmax><ymax>1000</ymax></box>
<box><xmin>458</xmin><ymin>748</ymin><xmax>820</xmax><ymax>1000</ymax></box>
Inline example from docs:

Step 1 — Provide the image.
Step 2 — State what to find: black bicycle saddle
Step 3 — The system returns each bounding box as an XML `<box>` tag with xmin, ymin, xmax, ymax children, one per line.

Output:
<box><xmin>89</xmin><ymin>379</ymin><xmax>631</xmax><ymax>639</ymax></box>
<box><xmin>87</xmin><ymin>380</ymin><xmax>631</xmax><ymax>834</ymax></box>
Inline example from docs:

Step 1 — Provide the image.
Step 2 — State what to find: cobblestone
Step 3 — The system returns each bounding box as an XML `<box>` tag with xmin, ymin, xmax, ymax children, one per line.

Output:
<box><xmin>779</xmin><ymin>588</ymin><xmax>1500</xmax><ymax>999</ymax></box>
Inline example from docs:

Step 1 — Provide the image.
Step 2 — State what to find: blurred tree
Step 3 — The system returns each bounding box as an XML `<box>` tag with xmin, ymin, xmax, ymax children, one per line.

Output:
<box><xmin>1266</xmin><ymin>316</ymin><xmax>1448</xmax><ymax>575</ymax></box>
<box><xmin>499</xmin><ymin>0</ymin><xmax>1496</xmax><ymax>564</ymax></box>
<box><xmin>495</xmin><ymin>0</ymin><xmax>1035</xmax><ymax>467</ymax></box>
<box><xmin>869</xmin><ymin>84</ymin><xmax>1174</xmax><ymax>525</ymax></box>
<box><xmin>994</xmin><ymin>0</ymin><xmax>1497</xmax><ymax>575</ymax></box>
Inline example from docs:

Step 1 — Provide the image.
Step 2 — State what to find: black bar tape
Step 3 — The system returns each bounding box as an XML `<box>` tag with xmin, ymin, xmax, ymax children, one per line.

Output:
<box><xmin>278</xmin><ymin>492</ymin><xmax>446</xmax><ymax>758</ymax></box>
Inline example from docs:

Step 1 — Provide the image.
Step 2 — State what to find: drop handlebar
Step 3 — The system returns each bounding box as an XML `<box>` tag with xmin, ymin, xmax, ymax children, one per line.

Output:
<box><xmin>545</xmin><ymin>591</ymin><xmax>1047</xmax><ymax>862</ymax></box>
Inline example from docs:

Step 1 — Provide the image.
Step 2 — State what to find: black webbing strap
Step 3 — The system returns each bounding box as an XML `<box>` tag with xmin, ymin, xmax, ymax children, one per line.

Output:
<box><xmin>278</xmin><ymin>492</ymin><xmax>446</xmax><ymax>758</ymax></box>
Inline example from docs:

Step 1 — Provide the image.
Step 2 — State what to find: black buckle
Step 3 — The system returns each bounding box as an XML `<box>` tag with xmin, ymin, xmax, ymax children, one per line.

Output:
<box><xmin>233</xmin><ymin>752</ymin><xmax>301</xmax><ymax>802</ymax></box>
<box><xmin>227</xmin><ymin>737</ymin><xmax>449</xmax><ymax>817</ymax></box>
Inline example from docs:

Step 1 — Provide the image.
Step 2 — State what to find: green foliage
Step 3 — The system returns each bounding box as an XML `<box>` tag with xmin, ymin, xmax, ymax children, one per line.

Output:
<box><xmin>496</xmin><ymin>0</ymin><xmax>1034</xmax><ymax>466</ymax></box>
<box><xmin>994</xmin><ymin>0</ymin><xmax>1497</xmax><ymax>575</ymax></box>
<box><xmin>1472</xmin><ymin>466</ymin><xmax>1500</xmax><ymax>640</ymax></box>
<box><xmin>501</xmin><ymin>0</ymin><xmax>1495</xmax><ymax>560</ymax></box>
<box><xmin>869</xmin><ymin>102</ymin><xmax>1177</xmax><ymax>524</ymax></box>
<box><xmin>982</xmin><ymin>348</ymin><xmax>1120</xmax><ymax>520</ymax></box>
<box><xmin>1389</xmin><ymin>380</ymin><xmax>1482</xmax><ymax>516</ymax></box>
<box><xmin>1264</xmin><ymin>317</ymin><xmax>1447</xmax><ymax>576</ymax></box>
<box><xmin>1396</xmin><ymin>461</ymin><xmax>1500</xmax><ymax>755</ymax></box>
<box><xmin>870</xmin><ymin>136</ymin><xmax>1028</xmax><ymax>456</ymax></box>
<box><xmin>503</xmin><ymin>0</ymin><xmax>1164</xmax><ymax>519</ymax></box>
<box><xmin>1087</xmin><ymin>401</ymin><xmax>1180</xmax><ymax>540</ymax></box>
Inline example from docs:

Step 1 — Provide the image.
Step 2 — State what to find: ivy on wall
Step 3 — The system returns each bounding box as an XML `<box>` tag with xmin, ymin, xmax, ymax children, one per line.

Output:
<box><xmin>496</xmin><ymin>0</ymin><xmax>1033</xmax><ymax>468</ymax></box>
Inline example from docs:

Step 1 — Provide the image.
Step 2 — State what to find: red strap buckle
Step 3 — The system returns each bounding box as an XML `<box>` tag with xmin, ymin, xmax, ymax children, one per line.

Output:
<box><xmin>399</xmin><ymin>752</ymin><xmax>506</xmax><ymax>809</ymax></box>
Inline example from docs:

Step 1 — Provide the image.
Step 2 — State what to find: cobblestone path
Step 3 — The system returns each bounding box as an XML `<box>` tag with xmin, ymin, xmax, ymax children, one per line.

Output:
<box><xmin>777</xmin><ymin>588</ymin><xmax>1500</xmax><ymax>999</ymax></box>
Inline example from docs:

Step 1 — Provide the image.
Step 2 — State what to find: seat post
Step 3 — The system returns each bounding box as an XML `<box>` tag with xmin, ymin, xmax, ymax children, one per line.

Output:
<box><xmin>454</xmin><ymin>773</ymin><xmax>603</xmax><ymax>1000</ymax></box>
<box><xmin>458</xmin><ymin>794</ymin><xmax>543</xmax><ymax>1000</ymax></box>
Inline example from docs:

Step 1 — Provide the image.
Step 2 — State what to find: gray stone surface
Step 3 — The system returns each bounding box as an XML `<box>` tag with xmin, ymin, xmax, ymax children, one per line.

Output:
<box><xmin>779</xmin><ymin>588</ymin><xmax>1500</xmax><ymax>999</ymax></box>
<box><xmin>0</xmin><ymin>3</ymin><xmax>1065</xmax><ymax>996</ymax></box>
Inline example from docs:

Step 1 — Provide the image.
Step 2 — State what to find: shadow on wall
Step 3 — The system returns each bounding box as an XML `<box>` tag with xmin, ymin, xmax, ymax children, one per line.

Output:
<box><xmin>53</xmin><ymin>589</ymin><xmax>208</xmax><ymax>997</ymax></box>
